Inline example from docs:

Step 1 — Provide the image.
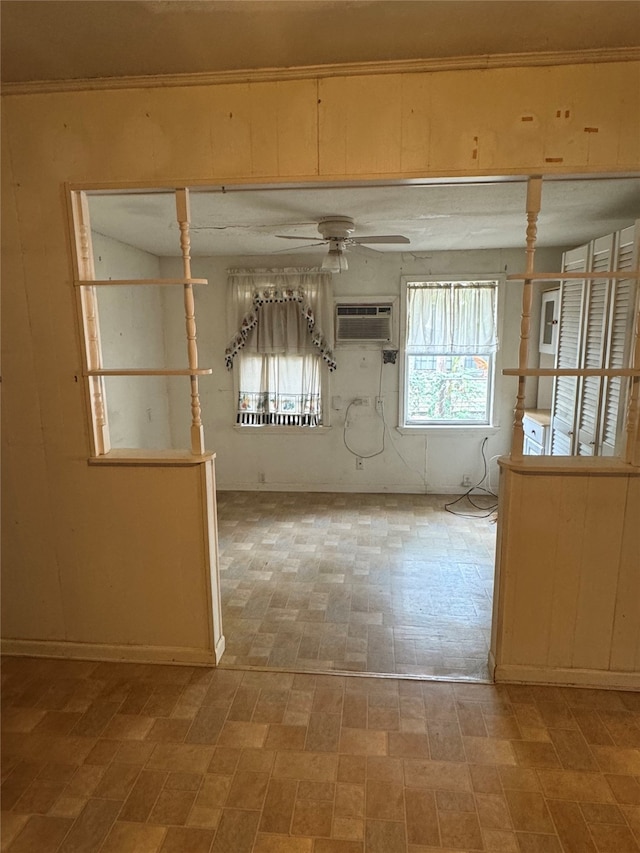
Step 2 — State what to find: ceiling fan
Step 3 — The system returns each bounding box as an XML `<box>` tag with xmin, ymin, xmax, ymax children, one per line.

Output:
<box><xmin>275</xmin><ymin>216</ymin><xmax>410</xmax><ymax>272</ymax></box>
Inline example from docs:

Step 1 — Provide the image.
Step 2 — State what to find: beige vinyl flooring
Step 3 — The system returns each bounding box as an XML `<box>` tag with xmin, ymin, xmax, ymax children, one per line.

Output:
<box><xmin>216</xmin><ymin>492</ymin><xmax>497</xmax><ymax>681</ymax></box>
<box><xmin>2</xmin><ymin>656</ymin><xmax>640</xmax><ymax>853</ymax></box>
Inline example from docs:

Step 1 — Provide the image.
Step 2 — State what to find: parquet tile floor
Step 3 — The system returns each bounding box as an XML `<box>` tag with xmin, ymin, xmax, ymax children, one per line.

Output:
<box><xmin>2</xmin><ymin>656</ymin><xmax>640</xmax><ymax>852</ymax></box>
<box><xmin>216</xmin><ymin>492</ymin><xmax>497</xmax><ymax>680</ymax></box>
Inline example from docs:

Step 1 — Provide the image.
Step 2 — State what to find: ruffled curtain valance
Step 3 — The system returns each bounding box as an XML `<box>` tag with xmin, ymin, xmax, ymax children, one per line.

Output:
<box><xmin>225</xmin><ymin>269</ymin><xmax>336</xmax><ymax>372</ymax></box>
<box><xmin>225</xmin><ymin>269</ymin><xmax>335</xmax><ymax>427</ymax></box>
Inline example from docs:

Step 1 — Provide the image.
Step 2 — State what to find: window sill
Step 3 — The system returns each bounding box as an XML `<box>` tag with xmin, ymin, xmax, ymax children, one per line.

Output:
<box><xmin>233</xmin><ymin>425</ymin><xmax>332</xmax><ymax>435</ymax></box>
<box><xmin>396</xmin><ymin>425</ymin><xmax>501</xmax><ymax>437</ymax></box>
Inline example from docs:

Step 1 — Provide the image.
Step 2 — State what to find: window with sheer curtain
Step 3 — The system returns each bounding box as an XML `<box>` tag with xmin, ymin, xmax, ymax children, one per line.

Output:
<box><xmin>403</xmin><ymin>279</ymin><xmax>499</xmax><ymax>425</ymax></box>
<box><xmin>225</xmin><ymin>269</ymin><xmax>336</xmax><ymax>426</ymax></box>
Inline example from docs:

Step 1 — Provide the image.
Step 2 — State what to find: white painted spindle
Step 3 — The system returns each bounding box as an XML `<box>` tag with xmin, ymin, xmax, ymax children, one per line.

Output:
<box><xmin>176</xmin><ymin>188</ymin><xmax>205</xmax><ymax>455</ymax></box>
<box><xmin>624</xmin><ymin>294</ymin><xmax>640</xmax><ymax>466</ymax></box>
<box><xmin>512</xmin><ymin>176</ymin><xmax>542</xmax><ymax>460</ymax></box>
<box><xmin>73</xmin><ymin>191</ymin><xmax>110</xmax><ymax>456</ymax></box>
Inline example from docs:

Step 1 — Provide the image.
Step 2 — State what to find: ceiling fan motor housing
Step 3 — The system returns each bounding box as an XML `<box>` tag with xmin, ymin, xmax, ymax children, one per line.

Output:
<box><xmin>318</xmin><ymin>216</ymin><xmax>355</xmax><ymax>240</ymax></box>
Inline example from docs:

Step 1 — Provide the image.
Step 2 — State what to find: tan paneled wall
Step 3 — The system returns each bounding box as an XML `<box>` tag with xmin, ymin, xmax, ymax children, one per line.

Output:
<box><xmin>491</xmin><ymin>463</ymin><xmax>640</xmax><ymax>688</ymax></box>
<box><xmin>2</xmin><ymin>59</ymin><xmax>639</xmax><ymax>667</ymax></box>
<box><xmin>317</xmin><ymin>63</ymin><xmax>639</xmax><ymax>176</ymax></box>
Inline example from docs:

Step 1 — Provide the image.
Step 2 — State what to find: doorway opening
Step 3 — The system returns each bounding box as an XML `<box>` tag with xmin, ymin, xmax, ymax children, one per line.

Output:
<box><xmin>216</xmin><ymin>490</ymin><xmax>496</xmax><ymax>681</ymax></box>
<box><xmin>80</xmin><ymin>174</ymin><xmax>639</xmax><ymax>681</ymax></box>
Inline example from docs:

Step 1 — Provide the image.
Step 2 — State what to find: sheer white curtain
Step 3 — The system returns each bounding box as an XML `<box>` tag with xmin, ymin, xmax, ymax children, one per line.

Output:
<box><xmin>406</xmin><ymin>282</ymin><xmax>498</xmax><ymax>354</ymax></box>
<box><xmin>225</xmin><ymin>269</ymin><xmax>335</xmax><ymax>426</ymax></box>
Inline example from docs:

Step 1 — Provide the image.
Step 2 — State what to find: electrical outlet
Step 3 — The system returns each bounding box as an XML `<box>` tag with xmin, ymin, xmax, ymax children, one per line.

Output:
<box><xmin>375</xmin><ymin>396</ymin><xmax>383</xmax><ymax>412</ymax></box>
<box><xmin>356</xmin><ymin>457</ymin><xmax>364</xmax><ymax>470</ymax></box>
<box><xmin>462</xmin><ymin>474</ymin><xmax>472</xmax><ymax>487</ymax></box>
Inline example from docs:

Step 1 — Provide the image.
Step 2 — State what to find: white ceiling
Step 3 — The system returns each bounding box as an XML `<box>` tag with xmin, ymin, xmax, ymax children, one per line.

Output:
<box><xmin>2</xmin><ymin>1</ymin><xmax>639</xmax><ymax>85</ymax></box>
<box><xmin>88</xmin><ymin>177</ymin><xmax>640</xmax><ymax>258</ymax></box>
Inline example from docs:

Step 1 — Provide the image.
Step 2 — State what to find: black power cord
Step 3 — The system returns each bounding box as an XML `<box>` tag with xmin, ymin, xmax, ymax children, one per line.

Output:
<box><xmin>444</xmin><ymin>437</ymin><xmax>498</xmax><ymax>519</ymax></box>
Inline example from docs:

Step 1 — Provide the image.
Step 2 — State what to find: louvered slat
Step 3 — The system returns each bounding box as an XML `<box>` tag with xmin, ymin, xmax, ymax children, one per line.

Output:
<box><xmin>577</xmin><ymin>279</ymin><xmax>607</xmax><ymax>449</ymax></box>
<box><xmin>550</xmin><ymin>248</ymin><xmax>587</xmax><ymax>454</ymax></box>
<box><xmin>600</xmin><ymin>225</ymin><xmax>638</xmax><ymax>454</ymax></box>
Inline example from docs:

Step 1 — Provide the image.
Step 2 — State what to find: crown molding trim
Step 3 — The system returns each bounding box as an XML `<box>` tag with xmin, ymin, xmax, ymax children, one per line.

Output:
<box><xmin>3</xmin><ymin>46</ymin><xmax>639</xmax><ymax>96</ymax></box>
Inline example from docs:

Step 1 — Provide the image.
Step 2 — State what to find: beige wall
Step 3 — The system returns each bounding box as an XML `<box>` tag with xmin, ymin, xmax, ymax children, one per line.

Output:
<box><xmin>2</xmin><ymin>59</ymin><xmax>639</xmax><ymax>669</ymax></box>
<box><xmin>160</xmin><ymin>248</ymin><xmax>564</xmax><ymax>494</ymax></box>
<box><xmin>93</xmin><ymin>232</ymin><xmax>173</xmax><ymax>450</ymax></box>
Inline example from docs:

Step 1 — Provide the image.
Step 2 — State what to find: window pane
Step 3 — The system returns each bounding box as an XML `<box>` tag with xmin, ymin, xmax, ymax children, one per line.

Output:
<box><xmin>406</xmin><ymin>354</ymin><xmax>490</xmax><ymax>423</ymax></box>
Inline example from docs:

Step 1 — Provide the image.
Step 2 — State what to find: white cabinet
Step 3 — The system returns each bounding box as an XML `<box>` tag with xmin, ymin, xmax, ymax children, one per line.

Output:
<box><xmin>523</xmin><ymin>410</ymin><xmax>551</xmax><ymax>455</ymax></box>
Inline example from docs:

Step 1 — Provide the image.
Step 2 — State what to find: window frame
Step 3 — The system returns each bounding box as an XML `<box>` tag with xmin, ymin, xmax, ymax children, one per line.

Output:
<box><xmin>399</xmin><ymin>275</ymin><xmax>503</xmax><ymax>431</ymax></box>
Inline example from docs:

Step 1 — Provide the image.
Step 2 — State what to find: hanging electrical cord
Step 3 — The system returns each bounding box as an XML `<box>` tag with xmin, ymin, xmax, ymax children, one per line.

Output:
<box><xmin>348</xmin><ymin>354</ymin><xmax>429</xmax><ymax>489</ymax></box>
<box><xmin>444</xmin><ymin>437</ymin><xmax>498</xmax><ymax>519</ymax></box>
<box><xmin>343</xmin><ymin>400</ymin><xmax>385</xmax><ymax>459</ymax></box>
<box><xmin>378</xmin><ymin>399</ymin><xmax>429</xmax><ymax>490</ymax></box>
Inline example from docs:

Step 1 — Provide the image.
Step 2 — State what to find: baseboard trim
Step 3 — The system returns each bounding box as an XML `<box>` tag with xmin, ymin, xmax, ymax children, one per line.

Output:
<box><xmin>217</xmin><ymin>482</ymin><xmax>490</xmax><ymax>496</ymax></box>
<box><xmin>217</xmin><ymin>483</ymin><xmax>432</xmax><ymax>494</ymax></box>
<box><xmin>0</xmin><ymin>638</ymin><xmax>217</xmax><ymax>667</ymax></box>
<box><xmin>214</xmin><ymin>635</ymin><xmax>226</xmax><ymax>664</ymax></box>
<box><xmin>494</xmin><ymin>663</ymin><xmax>640</xmax><ymax>691</ymax></box>
<box><xmin>487</xmin><ymin>650</ymin><xmax>497</xmax><ymax>681</ymax></box>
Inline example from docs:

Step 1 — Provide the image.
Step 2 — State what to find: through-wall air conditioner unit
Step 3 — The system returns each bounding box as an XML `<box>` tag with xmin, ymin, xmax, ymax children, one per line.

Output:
<box><xmin>335</xmin><ymin>303</ymin><xmax>393</xmax><ymax>343</ymax></box>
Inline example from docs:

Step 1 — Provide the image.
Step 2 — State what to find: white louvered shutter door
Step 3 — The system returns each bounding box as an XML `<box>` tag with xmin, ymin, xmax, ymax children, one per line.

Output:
<box><xmin>576</xmin><ymin>235</ymin><xmax>613</xmax><ymax>455</ymax></box>
<box><xmin>600</xmin><ymin>224</ymin><xmax>639</xmax><ymax>455</ymax></box>
<box><xmin>551</xmin><ymin>244</ymin><xmax>588</xmax><ymax>455</ymax></box>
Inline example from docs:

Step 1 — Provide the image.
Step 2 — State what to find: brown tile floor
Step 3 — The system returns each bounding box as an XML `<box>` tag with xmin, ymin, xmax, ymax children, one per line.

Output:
<box><xmin>2</xmin><ymin>656</ymin><xmax>640</xmax><ymax>852</ymax></box>
<box><xmin>216</xmin><ymin>492</ymin><xmax>497</xmax><ymax>681</ymax></box>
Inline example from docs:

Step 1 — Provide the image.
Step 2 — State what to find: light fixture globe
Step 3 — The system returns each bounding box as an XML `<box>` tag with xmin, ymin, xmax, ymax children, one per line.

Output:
<box><xmin>321</xmin><ymin>237</ymin><xmax>349</xmax><ymax>273</ymax></box>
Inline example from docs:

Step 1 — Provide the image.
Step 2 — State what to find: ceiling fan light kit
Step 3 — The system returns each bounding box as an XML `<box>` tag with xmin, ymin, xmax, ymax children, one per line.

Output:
<box><xmin>322</xmin><ymin>243</ymin><xmax>349</xmax><ymax>273</ymax></box>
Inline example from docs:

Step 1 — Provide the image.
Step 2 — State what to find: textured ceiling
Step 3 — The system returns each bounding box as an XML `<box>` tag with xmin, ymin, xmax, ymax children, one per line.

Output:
<box><xmin>2</xmin><ymin>1</ymin><xmax>640</xmax><ymax>84</ymax></box>
<box><xmin>88</xmin><ymin>178</ymin><xmax>640</xmax><ymax>257</ymax></box>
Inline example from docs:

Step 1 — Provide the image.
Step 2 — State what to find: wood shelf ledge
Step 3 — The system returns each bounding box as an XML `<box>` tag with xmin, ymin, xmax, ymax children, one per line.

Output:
<box><xmin>75</xmin><ymin>278</ymin><xmax>208</xmax><ymax>286</ymax></box>
<box><xmin>88</xmin><ymin>449</ymin><xmax>216</xmax><ymax>466</ymax></box>
<box><xmin>86</xmin><ymin>368</ymin><xmax>213</xmax><ymax>376</ymax></box>
<box><xmin>499</xmin><ymin>455</ymin><xmax>640</xmax><ymax>475</ymax></box>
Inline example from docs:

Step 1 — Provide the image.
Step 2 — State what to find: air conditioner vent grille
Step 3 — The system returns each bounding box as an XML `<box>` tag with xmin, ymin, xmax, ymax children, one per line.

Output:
<box><xmin>336</xmin><ymin>303</ymin><xmax>392</xmax><ymax>342</ymax></box>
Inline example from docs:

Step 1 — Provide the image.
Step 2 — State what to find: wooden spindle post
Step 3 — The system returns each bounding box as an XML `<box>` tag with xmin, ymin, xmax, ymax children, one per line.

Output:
<box><xmin>72</xmin><ymin>191</ymin><xmax>110</xmax><ymax>456</ymax></box>
<box><xmin>624</xmin><ymin>296</ymin><xmax>640</xmax><ymax>466</ymax></box>
<box><xmin>176</xmin><ymin>188</ymin><xmax>205</xmax><ymax>455</ymax></box>
<box><xmin>512</xmin><ymin>176</ymin><xmax>542</xmax><ymax>460</ymax></box>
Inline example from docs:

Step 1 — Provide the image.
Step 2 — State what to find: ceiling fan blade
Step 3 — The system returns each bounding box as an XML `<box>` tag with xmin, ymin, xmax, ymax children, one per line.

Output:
<box><xmin>275</xmin><ymin>234</ymin><xmax>324</xmax><ymax>241</ymax></box>
<box><xmin>352</xmin><ymin>235</ymin><xmax>410</xmax><ymax>244</ymax></box>
<box><xmin>272</xmin><ymin>241</ymin><xmax>328</xmax><ymax>253</ymax></box>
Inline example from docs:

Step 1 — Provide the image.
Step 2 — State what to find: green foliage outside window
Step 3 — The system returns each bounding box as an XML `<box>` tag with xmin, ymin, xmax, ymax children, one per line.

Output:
<box><xmin>407</xmin><ymin>355</ymin><xmax>489</xmax><ymax>423</ymax></box>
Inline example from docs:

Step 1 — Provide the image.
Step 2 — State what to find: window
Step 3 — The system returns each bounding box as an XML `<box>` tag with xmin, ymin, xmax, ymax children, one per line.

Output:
<box><xmin>225</xmin><ymin>268</ymin><xmax>335</xmax><ymax>426</ymax></box>
<box><xmin>403</xmin><ymin>279</ymin><xmax>498</xmax><ymax>426</ymax></box>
